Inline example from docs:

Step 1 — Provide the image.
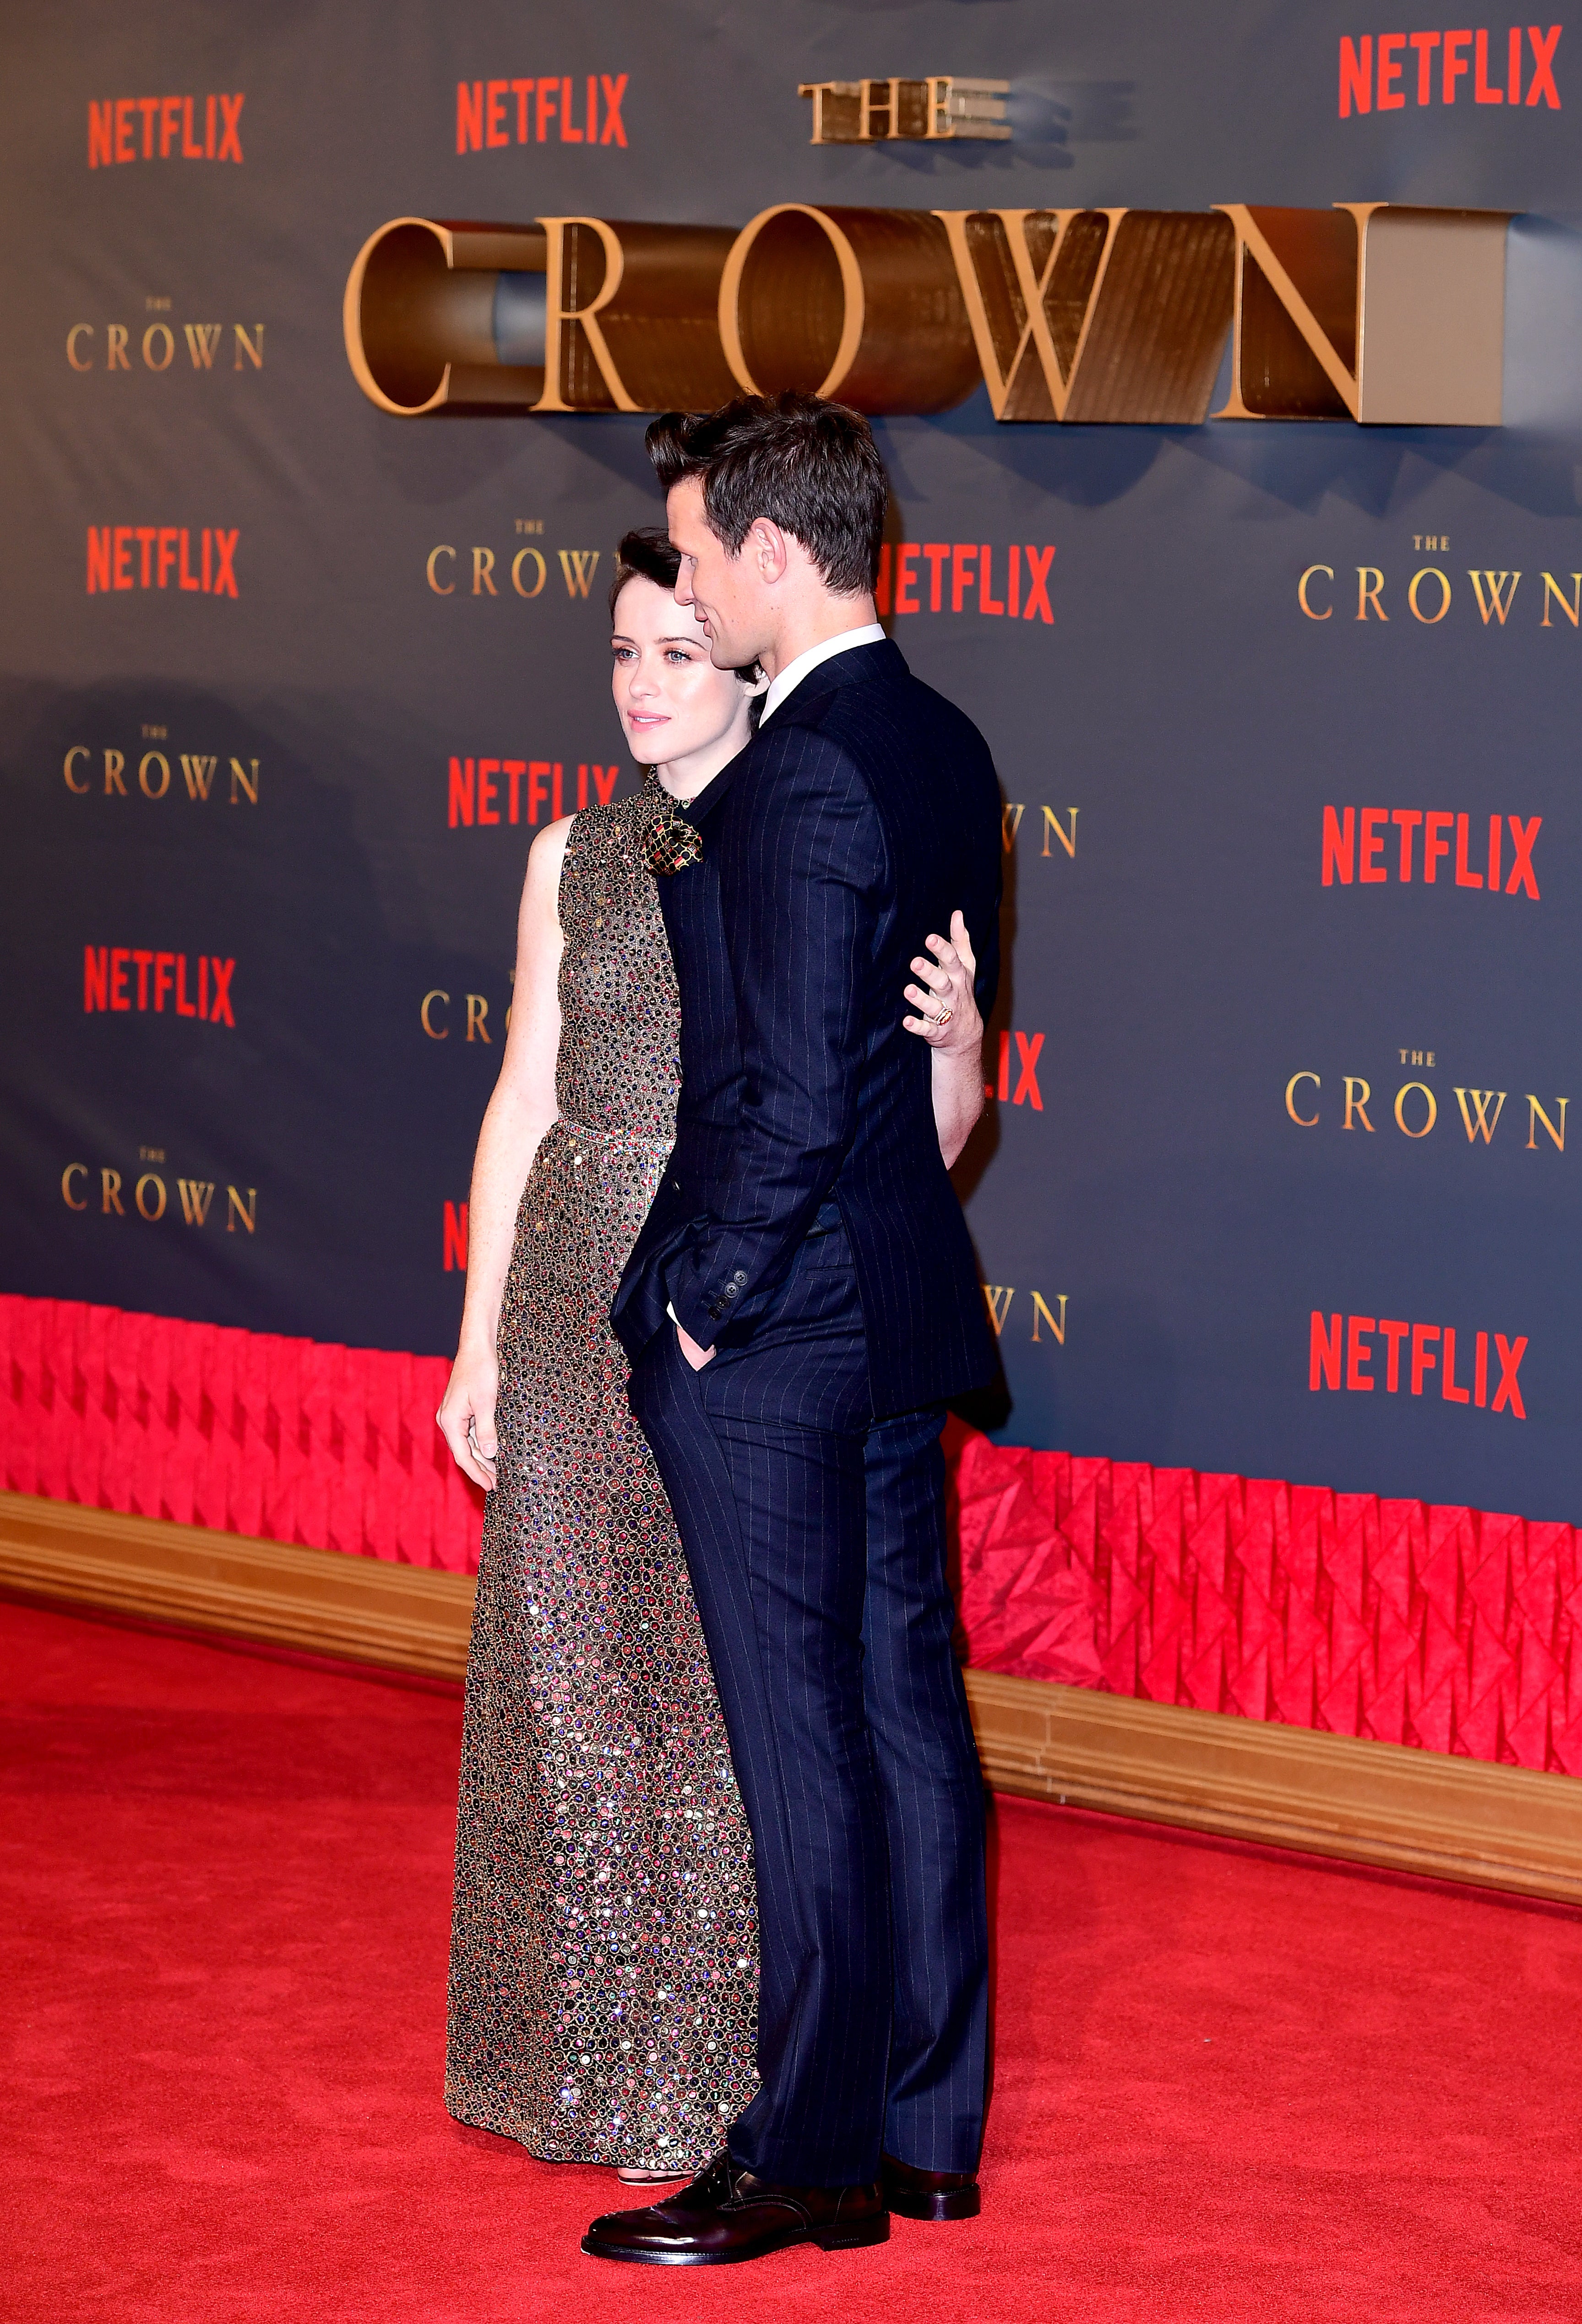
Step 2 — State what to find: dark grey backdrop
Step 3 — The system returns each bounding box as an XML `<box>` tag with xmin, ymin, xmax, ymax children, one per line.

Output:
<box><xmin>3</xmin><ymin>1</ymin><xmax>1578</xmax><ymax>1518</ymax></box>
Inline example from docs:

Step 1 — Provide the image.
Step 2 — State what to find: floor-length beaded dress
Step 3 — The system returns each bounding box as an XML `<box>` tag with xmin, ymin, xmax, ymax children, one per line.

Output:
<box><xmin>445</xmin><ymin>784</ymin><xmax>757</xmax><ymax>2171</ymax></box>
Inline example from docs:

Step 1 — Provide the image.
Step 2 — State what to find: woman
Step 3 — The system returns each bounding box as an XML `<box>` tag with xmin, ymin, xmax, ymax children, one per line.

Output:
<box><xmin>437</xmin><ymin>528</ymin><xmax>986</xmax><ymax>2185</ymax></box>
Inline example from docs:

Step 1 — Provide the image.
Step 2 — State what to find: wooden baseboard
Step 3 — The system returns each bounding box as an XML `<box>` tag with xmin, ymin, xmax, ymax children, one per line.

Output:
<box><xmin>966</xmin><ymin>1666</ymin><xmax>1582</xmax><ymax>1906</ymax></box>
<box><xmin>3</xmin><ymin>1490</ymin><xmax>1578</xmax><ymax>1905</ymax></box>
<box><xmin>0</xmin><ymin>1490</ymin><xmax>474</xmax><ymax>1680</ymax></box>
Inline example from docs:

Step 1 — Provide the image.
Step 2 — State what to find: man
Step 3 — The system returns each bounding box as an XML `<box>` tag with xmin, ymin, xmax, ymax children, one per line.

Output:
<box><xmin>590</xmin><ymin>392</ymin><xmax>1002</xmax><ymax>2268</ymax></box>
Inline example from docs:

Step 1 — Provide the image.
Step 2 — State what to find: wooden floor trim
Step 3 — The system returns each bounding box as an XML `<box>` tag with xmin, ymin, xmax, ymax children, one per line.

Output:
<box><xmin>0</xmin><ymin>1490</ymin><xmax>474</xmax><ymax>1682</ymax></box>
<box><xmin>4</xmin><ymin>1490</ymin><xmax>1578</xmax><ymax>1905</ymax></box>
<box><xmin>967</xmin><ymin>1667</ymin><xmax>1582</xmax><ymax>1905</ymax></box>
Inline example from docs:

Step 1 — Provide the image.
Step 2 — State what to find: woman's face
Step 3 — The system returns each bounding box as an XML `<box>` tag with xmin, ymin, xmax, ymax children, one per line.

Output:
<box><xmin>611</xmin><ymin>573</ymin><xmax>752</xmax><ymax>768</ymax></box>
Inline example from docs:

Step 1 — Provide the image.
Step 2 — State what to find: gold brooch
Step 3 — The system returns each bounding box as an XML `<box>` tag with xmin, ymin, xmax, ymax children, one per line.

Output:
<box><xmin>644</xmin><ymin>807</ymin><xmax>703</xmax><ymax>875</ymax></box>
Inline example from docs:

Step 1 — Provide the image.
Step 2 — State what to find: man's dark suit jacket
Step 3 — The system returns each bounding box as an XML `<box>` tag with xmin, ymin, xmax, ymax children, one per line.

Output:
<box><xmin>611</xmin><ymin>636</ymin><xmax>1002</xmax><ymax>1419</ymax></box>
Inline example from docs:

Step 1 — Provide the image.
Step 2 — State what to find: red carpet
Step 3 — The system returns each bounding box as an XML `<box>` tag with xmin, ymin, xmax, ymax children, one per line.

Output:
<box><xmin>5</xmin><ymin>1599</ymin><xmax>1581</xmax><ymax>2323</ymax></box>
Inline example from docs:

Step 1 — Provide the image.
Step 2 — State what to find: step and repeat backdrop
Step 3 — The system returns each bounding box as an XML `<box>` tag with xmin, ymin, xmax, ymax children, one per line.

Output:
<box><xmin>3</xmin><ymin>0</ymin><xmax>1580</xmax><ymax>1535</ymax></box>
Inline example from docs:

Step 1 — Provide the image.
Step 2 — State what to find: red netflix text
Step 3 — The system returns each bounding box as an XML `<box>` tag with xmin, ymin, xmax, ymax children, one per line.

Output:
<box><xmin>986</xmin><ymin>1031</ymin><xmax>1045</xmax><ymax>1110</ymax></box>
<box><xmin>1338</xmin><ymin>27</ymin><xmax>1560</xmax><ymax>113</ymax></box>
<box><xmin>88</xmin><ymin>95</ymin><xmax>245</xmax><ymax>164</ymax></box>
<box><xmin>1310</xmin><ymin>1311</ymin><xmax>1527</xmax><ymax>1416</ymax></box>
<box><xmin>877</xmin><ymin>543</ymin><xmax>1054</xmax><ymax>624</ymax></box>
<box><xmin>83</xmin><ymin>948</ymin><xmax>236</xmax><ymax>1026</ymax></box>
<box><xmin>444</xmin><ymin>1201</ymin><xmax>469</xmax><ymax>1271</ymax></box>
<box><xmin>456</xmin><ymin>75</ymin><xmax>628</xmax><ymax>152</ymax></box>
<box><xmin>1321</xmin><ymin>808</ymin><xmax>1539</xmax><ymax>896</ymax></box>
<box><xmin>87</xmin><ymin>527</ymin><xmax>239</xmax><ymax>597</ymax></box>
<box><xmin>448</xmin><ymin>757</ymin><xmax>619</xmax><ymax>828</ymax></box>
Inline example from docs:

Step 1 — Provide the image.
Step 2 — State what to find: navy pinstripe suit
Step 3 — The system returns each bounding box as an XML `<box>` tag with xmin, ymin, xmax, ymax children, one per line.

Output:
<box><xmin>612</xmin><ymin>638</ymin><xmax>1001</xmax><ymax>2184</ymax></box>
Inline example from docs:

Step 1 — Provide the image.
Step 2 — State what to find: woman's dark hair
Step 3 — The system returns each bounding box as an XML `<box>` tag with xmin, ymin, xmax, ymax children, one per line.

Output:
<box><xmin>607</xmin><ymin>525</ymin><xmax>682</xmax><ymax>618</ymax></box>
<box><xmin>609</xmin><ymin>526</ymin><xmax>763</xmax><ymax>721</ymax></box>
<box><xmin>644</xmin><ymin>392</ymin><xmax>886</xmax><ymax>597</ymax></box>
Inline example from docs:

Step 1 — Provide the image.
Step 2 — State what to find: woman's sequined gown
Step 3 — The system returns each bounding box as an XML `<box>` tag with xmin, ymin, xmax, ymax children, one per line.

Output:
<box><xmin>445</xmin><ymin>787</ymin><xmax>758</xmax><ymax>2171</ymax></box>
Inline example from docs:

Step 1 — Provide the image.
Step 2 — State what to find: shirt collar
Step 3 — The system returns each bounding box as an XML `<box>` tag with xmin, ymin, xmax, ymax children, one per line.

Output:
<box><xmin>758</xmin><ymin>624</ymin><xmax>887</xmax><ymax>726</ymax></box>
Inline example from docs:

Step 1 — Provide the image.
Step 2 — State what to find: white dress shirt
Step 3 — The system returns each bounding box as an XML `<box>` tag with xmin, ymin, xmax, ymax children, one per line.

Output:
<box><xmin>758</xmin><ymin>623</ymin><xmax>886</xmax><ymax>726</ymax></box>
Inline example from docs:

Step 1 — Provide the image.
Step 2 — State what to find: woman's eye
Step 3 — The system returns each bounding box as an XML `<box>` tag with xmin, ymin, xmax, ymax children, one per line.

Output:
<box><xmin>612</xmin><ymin>645</ymin><xmax>634</xmax><ymax>661</ymax></box>
<box><xmin>665</xmin><ymin>649</ymin><xmax>694</xmax><ymax>664</ymax></box>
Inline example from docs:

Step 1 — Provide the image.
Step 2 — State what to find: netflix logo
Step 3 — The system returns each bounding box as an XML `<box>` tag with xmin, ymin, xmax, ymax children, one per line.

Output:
<box><xmin>456</xmin><ymin>74</ymin><xmax>627</xmax><ymax>152</ymax></box>
<box><xmin>448</xmin><ymin>757</ymin><xmax>619</xmax><ymax>828</ymax></box>
<box><xmin>1310</xmin><ymin>1312</ymin><xmax>1527</xmax><ymax>1417</ymax></box>
<box><xmin>1338</xmin><ymin>27</ymin><xmax>1560</xmax><ymax>114</ymax></box>
<box><xmin>88</xmin><ymin>94</ymin><xmax>245</xmax><ymax>164</ymax></box>
<box><xmin>87</xmin><ymin>527</ymin><xmax>239</xmax><ymax>597</ymax></box>
<box><xmin>985</xmin><ymin>1031</ymin><xmax>1045</xmax><ymax>1110</ymax></box>
<box><xmin>444</xmin><ymin>1200</ymin><xmax>468</xmax><ymax>1271</ymax></box>
<box><xmin>83</xmin><ymin>948</ymin><xmax>236</xmax><ymax>1026</ymax></box>
<box><xmin>1321</xmin><ymin>809</ymin><xmax>1539</xmax><ymax>896</ymax></box>
<box><xmin>877</xmin><ymin>543</ymin><xmax>1054</xmax><ymax>624</ymax></box>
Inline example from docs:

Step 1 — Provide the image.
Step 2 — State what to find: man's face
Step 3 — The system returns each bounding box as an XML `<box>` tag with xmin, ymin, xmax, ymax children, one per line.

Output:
<box><xmin>667</xmin><ymin>476</ymin><xmax>768</xmax><ymax>670</ymax></box>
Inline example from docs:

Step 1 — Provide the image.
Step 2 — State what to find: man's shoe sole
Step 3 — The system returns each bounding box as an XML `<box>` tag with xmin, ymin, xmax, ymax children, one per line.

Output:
<box><xmin>581</xmin><ymin>2215</ymin><xmax>891</xmax><ymax>2265</ymax></box>
<box><xmin>884</xmin><ymin>2183</ymin><xmax>980</xmax><ymax>2221</ymax></box>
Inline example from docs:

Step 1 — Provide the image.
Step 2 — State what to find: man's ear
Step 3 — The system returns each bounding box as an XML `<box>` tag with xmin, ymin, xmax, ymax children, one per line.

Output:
<box><xmin>748</xmin><ymin>517</ymin><xmax>790</xmax><ymax>585</ymax></box>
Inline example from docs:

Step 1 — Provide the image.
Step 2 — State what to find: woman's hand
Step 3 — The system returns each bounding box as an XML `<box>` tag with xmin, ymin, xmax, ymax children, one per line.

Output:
<box><xmin>903</xmin><ymin>911</ymin><xmax>982</xmax><ymax>1057</ymax></box>
<box><xmin>437</xmin><ymin>1343</ymin><xmax>500</xmax><ymax>1492</ymax></box>
<box><xmin>906</xmin><ymin>911</ymin><xmax>987</xmax><ymax>1170</ymax></box>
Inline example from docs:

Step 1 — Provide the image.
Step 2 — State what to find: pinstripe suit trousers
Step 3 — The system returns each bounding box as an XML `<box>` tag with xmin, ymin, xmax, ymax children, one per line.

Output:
<box><xmin>629</xmin><ymin>1218</ymin><xmax>988</xmax><ymax>2184</ymax></box>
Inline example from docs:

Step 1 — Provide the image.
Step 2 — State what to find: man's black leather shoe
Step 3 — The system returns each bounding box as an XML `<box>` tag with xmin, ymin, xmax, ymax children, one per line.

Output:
<box><xmin>582</xmin><ymin>2152</ymin><xmax>890</xmax><ymax>2266</ymax></box>
<box><xmin>881</xmin><ymin>2152</ymin><xmax>981</xmax><ymax>2221</ymax></box>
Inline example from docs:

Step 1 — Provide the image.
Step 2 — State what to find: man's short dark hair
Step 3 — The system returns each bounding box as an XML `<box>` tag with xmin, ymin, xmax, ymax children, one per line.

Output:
<box><xmin>645</xmin><ymin>392</ymin><xmax>886</xmax><ymax>597</ymax></box>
